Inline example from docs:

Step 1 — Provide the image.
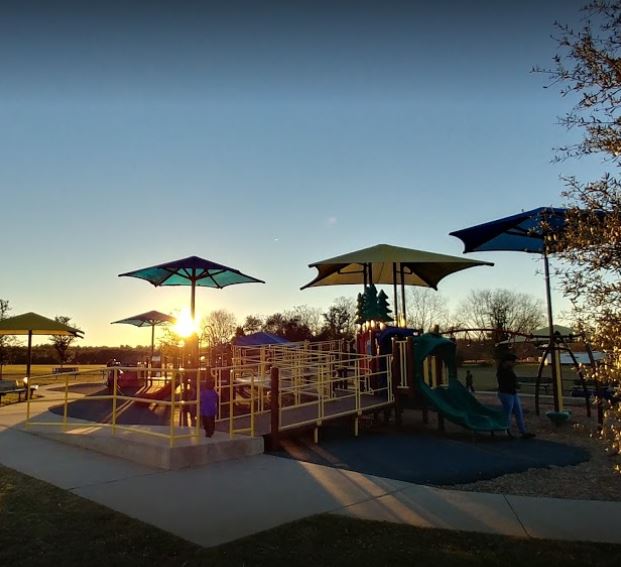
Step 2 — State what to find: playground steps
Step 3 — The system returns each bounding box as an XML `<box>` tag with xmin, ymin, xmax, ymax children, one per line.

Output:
<box><xmin>25</xmin><ymin>420</ymin><xmax>264</xmax><ymax>470</ymax></box>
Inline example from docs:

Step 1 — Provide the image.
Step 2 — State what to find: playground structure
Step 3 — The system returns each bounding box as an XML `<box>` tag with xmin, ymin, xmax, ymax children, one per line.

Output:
<box><xmin>21</xmin><ymin>328</ymin><xmax>526</xmax><ymax>455</ymax></box>
<box><xmin>22</xmin><ymin>338</ymin><xmax>394</xmax><ymax>447</ymax></box>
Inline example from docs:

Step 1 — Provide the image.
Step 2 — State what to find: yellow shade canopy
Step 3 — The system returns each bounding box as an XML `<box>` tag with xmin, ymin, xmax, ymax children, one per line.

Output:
<box><xmin>301</xmin><ymin>243</ymin><xmax>493</xmax><ymax>289</ymax></box>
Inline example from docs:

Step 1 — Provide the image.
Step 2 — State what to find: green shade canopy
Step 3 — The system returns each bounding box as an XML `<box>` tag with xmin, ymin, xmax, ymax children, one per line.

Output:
<box><xmin>0</xmin><ymin>312</ymin><xmax>83</xmax><ymax>379</ymax></box>
<box><xmin>0</xmin><ymin>312</ymin><xmax>83</xmax><ymax>337</ymax></box>
<box><xmin>301</xmin><ymin>243</ymin><xmax>493</xmax><ymax>289</ymax></box>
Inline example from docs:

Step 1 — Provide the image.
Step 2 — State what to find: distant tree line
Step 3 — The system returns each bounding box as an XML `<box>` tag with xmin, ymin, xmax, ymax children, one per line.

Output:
<box><xmin>1</xmin><ymin>287</ymin><xmax>551</xmax><ymax>369</ymax></box>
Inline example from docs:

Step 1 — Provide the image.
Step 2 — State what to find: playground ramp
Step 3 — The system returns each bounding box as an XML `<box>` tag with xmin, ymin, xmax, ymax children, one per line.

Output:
<box><xmin>418</xmin><ymin>378</ymin><xmax>509</xmax><ymax>433</ymax></box>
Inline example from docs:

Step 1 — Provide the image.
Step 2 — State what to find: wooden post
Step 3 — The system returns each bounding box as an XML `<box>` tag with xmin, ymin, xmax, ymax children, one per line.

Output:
<box><xmin>270</xmin><ymin>366</ymin><xmax>280</xmax><ymax>450</ymax></box>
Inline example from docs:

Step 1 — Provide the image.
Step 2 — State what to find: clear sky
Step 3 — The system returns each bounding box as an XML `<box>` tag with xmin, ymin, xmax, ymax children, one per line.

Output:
<box><xmin>0</xmin><ymin>0</ymin><xmax>605</xmax><ymax>346</ymax></box>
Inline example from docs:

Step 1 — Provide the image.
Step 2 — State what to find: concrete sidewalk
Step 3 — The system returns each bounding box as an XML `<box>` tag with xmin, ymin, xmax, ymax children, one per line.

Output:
<box><xmin>1</xmin><ymin>401</ymin><xmax>621</xmax><ymax>548</ymax></box>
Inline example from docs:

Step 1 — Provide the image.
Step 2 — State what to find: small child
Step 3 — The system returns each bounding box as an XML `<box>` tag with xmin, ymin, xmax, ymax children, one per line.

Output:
<box><xmin>465</xmin><ymin>370</ymin><xmax>475</xmax><ymax>393</ymax></box>
<box><xmin>200</xmin><ymin>378</ymin><xmax>219</xmax><ymax>438</ymax></box>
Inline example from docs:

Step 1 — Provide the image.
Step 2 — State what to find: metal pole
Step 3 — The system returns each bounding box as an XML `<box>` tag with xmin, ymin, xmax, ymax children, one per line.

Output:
<box><xmin>190</xmin><ymin>276</ymin><xmax>196</xmax><ymax>321</ymax></box>
<box><xmin>270</xmin><ymin>367</ymin><xmax>280</xmax><ymax>449</ymax></box>
<box><xmin>150</xmin><ymin>325</ymin><xmax>155</xmax><ymax>364</ymax></box>
<box><xmin>26</xmin><ymin>331</ymin><xmax>32</xmax><ymax>381</ymax></box>
<box><xmin>543</xmin><ymin>248</ymin><xmax>561</xmax><ymax>412</ymax></box>
<box><xmin>63</xmin><ymin>370</ymin><xmax>69</xmax><ymax>431</ymax></box>
<box><xmin>400</xmin><ymin>265</ymin><xmax>407</xmax><ymax>326</ymax></box>
<box><xmin>392</xmin><ymin>263</ymin><xmax>399</xmax><ymax>325</ymax></box>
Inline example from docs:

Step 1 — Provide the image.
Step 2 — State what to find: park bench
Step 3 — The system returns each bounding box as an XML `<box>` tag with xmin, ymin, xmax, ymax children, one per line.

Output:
<box><xmin>52</xmin><ymin>367</ymin><xmax>79</xmax><ymax>374</ymax></box>
<box><xmin>0</xmin><ymin>379</ymin><xmax>39</xmax><ymax>405</ymax></box>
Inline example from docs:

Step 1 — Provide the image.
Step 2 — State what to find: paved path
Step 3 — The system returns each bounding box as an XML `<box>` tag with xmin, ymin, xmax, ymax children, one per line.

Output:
<box><xmin>1</xmin><ymin>397</ymin><xmax>620</xmax><ymax>548</ymax></box>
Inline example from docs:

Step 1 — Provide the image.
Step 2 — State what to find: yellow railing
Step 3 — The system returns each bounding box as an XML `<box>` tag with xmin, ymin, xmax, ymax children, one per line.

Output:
<box><xmin>274</xmin><ymin>351</ymin><xmax>394</xmax><ymax>434</ymax></box>
<box><xmin>24</xmin><ymin>366</ymin><xmax>206</xmax><ymax>446</ymax></box>
<box><xmin>21</xmin><ymin>348</ymin><xmax>394</xmax><ymax>444</ymax></box>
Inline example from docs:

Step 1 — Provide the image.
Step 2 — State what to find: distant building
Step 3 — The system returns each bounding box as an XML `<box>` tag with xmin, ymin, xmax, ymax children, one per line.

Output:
<box><xmin>541</xmin><ymin>351</ymin><xmax>605</xmax><ymax>365</ymax></box>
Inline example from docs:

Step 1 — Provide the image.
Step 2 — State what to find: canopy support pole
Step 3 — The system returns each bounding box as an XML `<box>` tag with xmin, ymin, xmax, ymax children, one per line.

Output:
<box><xmin>190</xmin><ymin>278</ymin><xmax>197</xmax><ymax>321</ymax></box>
<box><xmin>150</xmin><ymin>325</ymin><xmax>155</xmax><ymax>363</ymax></box>
<box><xmin>26</xmin><ymin>330</ymin><xmax>32</xmax><ymax>380</ymax></box>
<box><xmin>400</xmin><ymin>264</ymin><xmax>407</xmax><ymax>326</ymax></box>
<box><xmin>544</xmin><ymin>247</ymin><xmax>562</xmax><ymax>412</ymax></box>
<box><xmin>392</xmin><ymin>263</ymin><xmax>399</xmax><ymax>325</ymax></box>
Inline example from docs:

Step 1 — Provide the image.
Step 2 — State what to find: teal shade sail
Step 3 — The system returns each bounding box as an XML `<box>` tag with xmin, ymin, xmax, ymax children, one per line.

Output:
<box><xmin>119</xmin><ymin>256</ymin><xmax>265</xmax><ymax>289</ymax></box>
<box><xmin>111</xmin><ymin>310</ymin><xmax>175</xmax><ymax>328</ymax></box>
<box><xmin>119</xmin><ymin>256</ymin><xmax>265</xmax><ymax>320</ymax></box>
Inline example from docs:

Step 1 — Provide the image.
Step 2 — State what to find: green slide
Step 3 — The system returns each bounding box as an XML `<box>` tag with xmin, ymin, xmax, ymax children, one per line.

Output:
<box><xmin>413</xmin><ymin>334</ymin><xmax>509</xmax><ymax>433</ymax></box>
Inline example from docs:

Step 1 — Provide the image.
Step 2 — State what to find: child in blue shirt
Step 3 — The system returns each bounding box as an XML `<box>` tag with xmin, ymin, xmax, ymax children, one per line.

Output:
<box><xmin>200</xmin><ymin>377</ymin><xmax>219</xmax><ymax>438</ymax></box>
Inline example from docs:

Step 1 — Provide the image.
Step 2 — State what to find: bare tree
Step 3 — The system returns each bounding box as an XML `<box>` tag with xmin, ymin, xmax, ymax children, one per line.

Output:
<box><xmin>0</xmin><ymin>299</ymin><xmax>18</xmax><ymax>380</ymax></box>
<box><xmin>49</xmin><ymin>316</ymin><xmax>81</xmax><ymax>367</ymax></box>
<box><xmin>285</xmin><ymin>305</ymin><xmax>323</xmax><ymax>336</ymax></box>
<box><xmin>405</xmin><ymin>288</ymin><xmax>451</xmax><ymax>332</ymax></box>
<box><xmin>457</xmin><ymin>289</ymin><xmax>545</xmax><ymax>342</ymax></box>
<box><xmin>199</xmin><ymin>310</ymin><xmax>238</xmax><ymax>347</ymax></box>
<box><xmin>320</xmin><ymin>296</ymin><xmax>357</xmax><ymax>340</ymax></box>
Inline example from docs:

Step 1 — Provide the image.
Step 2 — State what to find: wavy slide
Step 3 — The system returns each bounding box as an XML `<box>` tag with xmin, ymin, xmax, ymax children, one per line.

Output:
<box><xmin>417</xmin><ymin>378</ymin><xmax>509</xmax><ymax>433</ymax></box>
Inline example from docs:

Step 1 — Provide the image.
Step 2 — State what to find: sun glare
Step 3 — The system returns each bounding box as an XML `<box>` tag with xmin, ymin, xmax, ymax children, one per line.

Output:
<box><xmin>174</xmin><ymin>307</ymin><xmax>197</xmax><ymax>337</ymax></box>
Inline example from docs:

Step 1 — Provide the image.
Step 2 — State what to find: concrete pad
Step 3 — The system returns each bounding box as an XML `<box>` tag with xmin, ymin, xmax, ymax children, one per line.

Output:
<box><xmin>0</xmin><ymin>426</ymin><xmax>155</xmax><ymax>490</ymax></box>
<box><xmin>29</xmin><ymin>423</ymin><xmax>264</xmax><ymax>470</ymax></box>
<box><xmin>506</xmin><ymin>494</ymin><xmax>621</xmax><ymax>544</ymax></box>
<box><xmin>73</xmin><ymin>454</ymin><xmax>409</xmax><ymax>547</ymax></box>
<box><xmin>336</xmin><ymin>485</ymin><xmax>527</xmax><ymax>537</ymax></box>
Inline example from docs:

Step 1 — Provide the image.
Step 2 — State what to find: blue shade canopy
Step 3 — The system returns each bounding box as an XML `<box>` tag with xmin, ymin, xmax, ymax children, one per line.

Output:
<box><xmin>449</xmin><ymin>207</ymin><xmax>569</xmax><ymax>254</ymax></box>
<box><xmin>118</xmin><ymin>256</ymin><xmax>265</xmax><ymax>288</ymax></box>
<box><xmin>111</xmin><ymin>310</ymin><xmax>175</xmax><ymax>328</ymax></box>
<box><xmin>233</xmin><ymin>332</ymin><xmax>291</xmax><ymax>347</ymax></box>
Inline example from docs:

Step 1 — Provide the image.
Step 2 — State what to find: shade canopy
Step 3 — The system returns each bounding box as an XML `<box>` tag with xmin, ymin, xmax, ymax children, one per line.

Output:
<box><xmin>449</xmin><ymin>207</ymin><xmax>568</xmax><ymax>254</ymax></box>
<box><xmin>0</xmin><ymin>312</ymin><xmax>83</xmax><ymax>337</ymax></box>
<box><xmin>112</xmin><ymin>310</ymin><xmax>175</xmax><ymax>362</ymax></box>
<box><xmin>119</xmin><ymin>255</ymin><xmax>265</xmax><ymax>322</ymax></box>
<box><xmin>301</xmin><ymin>243</ymin><xmax>493</xmax><ymax>290</ymax></box>
<box><xmin>111</xmin><ymin>310</ymin><xmax>176</xmax><ymax>328</ymax></box>
<box><xmin>119</xmin><ymin>256</ymin><xmax>265</xmax><ymax>289</ymax></box>
<box><xmin>0</xmin><ymin>312</ymin><xmax>83</xmax><ymax>379</ymax></box>
<box><xmin>233</xmin><ymin>332</ymin><xmax>291</xmax><ymax>347</ymax></box>
<box><xmin>450</xmin><ymin>207</ymin><xmax>573</xmax><ymax>413</ymax></box>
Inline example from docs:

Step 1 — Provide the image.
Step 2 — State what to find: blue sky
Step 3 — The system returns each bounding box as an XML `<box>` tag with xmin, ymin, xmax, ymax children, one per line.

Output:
<box><xmin>0</xmin><ymin>0</ymin><xmax>604</xmax><ymax>345</ymax></box>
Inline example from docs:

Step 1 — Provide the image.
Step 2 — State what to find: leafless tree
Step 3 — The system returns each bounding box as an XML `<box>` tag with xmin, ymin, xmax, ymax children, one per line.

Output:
<box><xmin>456</xmin><ymin>289</ymin><xmax>545</xmax><ymax>342</ymax></box>
<box><xmin>405</xmin><ymin>288</ymin><xmax>451</xmax><ymax>332</ymax></box>
<box><xmin>0</xmin><ymin>299</ymin><xmax>18</xmax><ymax>379</ymax></box>
<box><xmin>285</xmin><ymin>305</ymin><xmax>323</xmax><ymax>336</ymax></box>
<box><xmin>199</xmin><ymin>309</ymin><xmax>238</xmax><ymax>347</ymax></box>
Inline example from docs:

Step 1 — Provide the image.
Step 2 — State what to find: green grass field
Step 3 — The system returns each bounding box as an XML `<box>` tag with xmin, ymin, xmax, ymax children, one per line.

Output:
<box><xmin>0</xmin><ymin>364</ymin><xmax>105</xmax><ymax>386</ymax></box>
<box><xmin>459</xmin><ymin>363</ymin><xmax>583</xmax><ymax>393</ymax></box>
